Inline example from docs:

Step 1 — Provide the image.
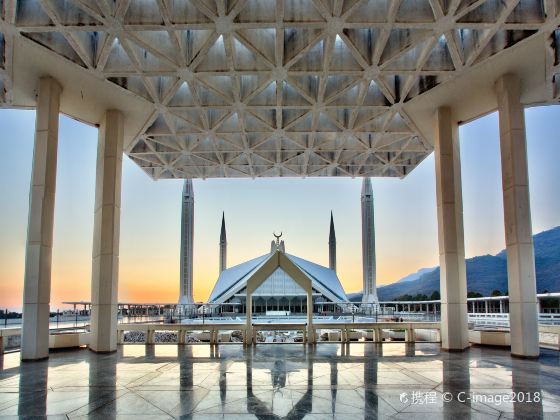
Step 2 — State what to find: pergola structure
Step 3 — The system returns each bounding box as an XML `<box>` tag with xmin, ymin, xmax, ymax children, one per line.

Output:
<box><xmin>3</xmin><ymin>0</ymin><xmax>558</xmax><ymax>359</ymax></box>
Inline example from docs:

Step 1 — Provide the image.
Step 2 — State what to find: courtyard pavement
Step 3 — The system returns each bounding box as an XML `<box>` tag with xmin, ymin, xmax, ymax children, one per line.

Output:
<box><xmin>0</xmin><ymin>343</ymin><xmax>559</xmax><ymax>418</ymax></box>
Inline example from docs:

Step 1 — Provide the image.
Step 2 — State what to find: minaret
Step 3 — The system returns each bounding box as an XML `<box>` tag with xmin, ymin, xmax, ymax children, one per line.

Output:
<box><xmin>179</xmin><ymin>179</ymin><xmax>194</xmax><ymax>304</ymax></box>
<box><xmin>329</xmin><ymin>211</ymin><xmax>336</xmax><ymax>272</ymax></box>
<box><xmin>361</xmin><ymin>178</ymin><xmax>378</xmax><ymax>303</ymax></box>
<box><xmin>219</xmin><ymin>212</ymin><xmax>227</xmax><ymax>273</ymax></box>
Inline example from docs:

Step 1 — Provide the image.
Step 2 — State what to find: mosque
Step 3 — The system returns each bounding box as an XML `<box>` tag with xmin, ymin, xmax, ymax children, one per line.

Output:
<box><xmin>208</xmin><ymin>216</ymin><xmax>348</xmax><ymax>314</ymax></box>
<box><xmin>178</xmin><ymin>179</ymin><xmax>378</xmax><ymax>311</ymax></box>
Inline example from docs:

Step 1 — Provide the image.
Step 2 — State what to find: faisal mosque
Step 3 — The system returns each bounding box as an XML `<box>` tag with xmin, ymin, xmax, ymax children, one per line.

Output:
<box><xmin>178</xmin><ymin>178</ymin><xmax>378</xmax><ymax>311</ymax></box>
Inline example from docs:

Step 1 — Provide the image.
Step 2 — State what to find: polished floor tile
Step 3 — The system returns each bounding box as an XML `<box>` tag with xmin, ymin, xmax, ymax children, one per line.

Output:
<box><xmin>0</xmin><ymin>343</ymin><xmax>559</xmax><ymax>419</ymax></box>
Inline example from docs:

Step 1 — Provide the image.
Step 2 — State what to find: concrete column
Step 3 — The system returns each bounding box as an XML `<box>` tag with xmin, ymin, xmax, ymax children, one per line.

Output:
<box><xmin>434</xmin><ymin>107</ymin><xmax>469</xmax><ymax>351</ymax></box>
<box><xmin>405</xmin><ymin>327</ymin><xmax>414</xmax><ymax>343</ymax></box>
<box><xmin>306</xmin><ymin>293</ymin><xmax>314</xmax><ymax>344</ymax></box>
<box><xmin>146</xmin><ymin>329</ymin><xmax>154</xmax><ymax>344</ymax></box>
<box><xmin>245</xmin><ymin>295</ymin><xmax>252</xmax><ymax>345</ymax></box>
<box><xmin>374</xmin><ymin>328</ymin><xmax>381</xmax><ymax>343</ymax></box>
<box><xmin>21</xmin><ymin>77</ymin><xmax>62</xmax><ymax>361</ymax></box>
<box><xmin>90</xmin><ymin>110</ymin><xmax>124</xmax><ymax>353</ymax></box>
<box><xmin>495</xmin><ymin>74</ymin><xmax>539</xmax><ymax>357</ymax></box>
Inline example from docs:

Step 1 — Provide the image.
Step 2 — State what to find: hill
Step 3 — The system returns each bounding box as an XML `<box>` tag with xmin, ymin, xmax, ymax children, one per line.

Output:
<box><xmin>396</xmin><ymin>267</ymin><xmax>436</xmax><ymax>283</ymax></box>
<box><xmin>355</xmin><ymin>226</ymin><xmax>560</xmax><ymax>301</ymax></box>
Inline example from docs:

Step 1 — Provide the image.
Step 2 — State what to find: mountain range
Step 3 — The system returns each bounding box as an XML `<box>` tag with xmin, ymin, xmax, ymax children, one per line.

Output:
<box><xmin>396</xmin><ymin>267</ymin><xmax>436</xmax><ymax>283</ymax></box>
<box><xmin>348</xmin><ymin>226</ymin><xmax>560</xmax><ymax>301</ymax></box>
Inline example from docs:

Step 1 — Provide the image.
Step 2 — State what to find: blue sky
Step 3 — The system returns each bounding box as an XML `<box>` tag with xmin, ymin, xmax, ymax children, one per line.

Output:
<box><xmin>0</xmin><ymin>106</ymin><xmax>559</xmax><ymax>309</ymax></box>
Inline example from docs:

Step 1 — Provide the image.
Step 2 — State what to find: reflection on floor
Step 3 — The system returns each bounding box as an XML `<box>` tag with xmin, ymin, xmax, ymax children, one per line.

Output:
<box><xmin>1</xmin><ymin>343</ymin><xmax>559</xmax><ymax>418</ymax></box>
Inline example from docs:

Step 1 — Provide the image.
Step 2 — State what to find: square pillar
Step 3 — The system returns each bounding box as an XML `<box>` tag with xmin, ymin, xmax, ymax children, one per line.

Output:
<box><xmin>245</xmin><ymin>295</ymin><xmax>252</xmax><ymax>345</ymax></box>
<box><xmin>404</xmin><ymin>327</ymin><xmax>414</xmax><ymax>343</ymax></box>
<box><xmin>146</xmin><ymin>329</ymin><xmax>154</xmax><ymax>344</ymax></box>
<box><xmin>306</xmin><ymin>292</ymin><xmax>314</xmax><ymax>344</ymax></box>
<box><xmin>433</xmin><ymin>107</ymin><xmax>469</xmax><ymax>351</ymax></box>
<box><xmin>21</xmin><ymin>77</ymin><xmax>62</xmax><ymax>361</ymax></box>
<box><xmin>90</xmin><ymin>110</ymin><xmax>124</xmax><ymax>353</ymax></box>
<box><xmin>495</xmin><ymin>74</ymin><xmax>539</xmax><ymax>357</ymax></box>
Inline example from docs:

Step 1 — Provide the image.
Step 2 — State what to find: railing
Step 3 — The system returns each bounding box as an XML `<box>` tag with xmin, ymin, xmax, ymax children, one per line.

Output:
<box><xmin>116</xmin><ymin>322</ymin><xmax>246</xmax><ymax>344</ymax></box>
<box><xmin>468</xmin><ymin>313</ymin><xmax>511</xmax><ymax>327</ymax></box>
<box><xmin>115</xmin><ymin>321</ymin><xmax>442</xmax><ymax>345</ymax></box>
<box><xmin>467</xmin><ymin>313</ymin><xmax>560</xmax><ymax>327</ymax></box>
<box><xmin>0</xmin><ymin>328</ymin><xmax>20</xmax><ymax>353</ymax></box>
<box><xmin>538</xmin><ymin>325</ymin><xmax>560</xmax><ymax>350</ymax></box>
<box><xmin>252</xmin><ymin>323</ymin><xmax>308</xmax><ymax>343</ymax></box>
<box><xmin>393</xmin><ymin>312</ymin><xmax>441</xmax><ymax>321</ymax></box>
<box><xmin>3</xmin><ymin>322</ymin><xmax>560</xmax><ymax>353</ymax></box>
<box><xmin>538</xmin><ymin>313</ymin><xmax>560</xmax><ymax>325</ymax></box>
<box><xmin>312</xmin><ymin>321</ymin><xmax>441</xmax><ymax>343</ymax></box>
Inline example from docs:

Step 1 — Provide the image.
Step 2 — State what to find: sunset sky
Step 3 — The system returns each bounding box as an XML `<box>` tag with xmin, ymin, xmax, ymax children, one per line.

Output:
<box><xmin>0</xmin><ymin>106</ymin><xmax>559</xmax><ymax>310</ymax></box>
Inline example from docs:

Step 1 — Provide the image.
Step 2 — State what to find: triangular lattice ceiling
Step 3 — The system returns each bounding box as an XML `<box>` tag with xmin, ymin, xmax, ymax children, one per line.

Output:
<box><xmin>0</xmin><ymin>0</ymin><xmax>558</xmax><ymax>179</ymax></box>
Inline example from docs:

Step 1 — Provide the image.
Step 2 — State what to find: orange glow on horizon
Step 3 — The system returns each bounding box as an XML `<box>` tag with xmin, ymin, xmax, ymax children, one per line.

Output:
<box><xmin>0</xmin><ymin>249</ymin><xmax>434</xmax><ymax>310</ymax></box>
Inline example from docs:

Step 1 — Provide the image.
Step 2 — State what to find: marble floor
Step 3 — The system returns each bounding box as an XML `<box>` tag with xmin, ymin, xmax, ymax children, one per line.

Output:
<box><xmin>0</xmin><ymin>343</ymin><xmax>559</xmax><ymax>419</ymax></box>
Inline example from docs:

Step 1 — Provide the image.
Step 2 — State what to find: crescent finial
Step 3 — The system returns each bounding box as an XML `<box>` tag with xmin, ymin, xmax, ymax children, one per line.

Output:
<box><xmin>273</xmin><ymin>232</ymin><xmax>282</xmax><ymax>247</ymax></box>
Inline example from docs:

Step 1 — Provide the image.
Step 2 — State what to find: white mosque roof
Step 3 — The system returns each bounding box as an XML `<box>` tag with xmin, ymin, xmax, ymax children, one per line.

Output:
<box><xmin>208</xmin><ymin>252</ymin><xmax>348</xmax><ymax>303</ymax></box>
<box><xmin>285</xmin><ymin>254</ymin><xmax>348</xmax><ymax>302</ymax></box>
<box><xmin>208</xmin><ymin>254</ymin><xmax>271</xmax><ymax>302</ymax></box>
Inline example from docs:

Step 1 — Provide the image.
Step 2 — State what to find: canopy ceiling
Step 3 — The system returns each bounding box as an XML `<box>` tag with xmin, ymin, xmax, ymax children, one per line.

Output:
<box><xmin>0</xmin><ymin>0</ymin><xmax>558</xmax><ymax>179</ymax></box>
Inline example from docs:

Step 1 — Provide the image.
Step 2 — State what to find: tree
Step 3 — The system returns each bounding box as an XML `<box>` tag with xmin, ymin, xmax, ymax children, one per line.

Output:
<box><xmin>467</xmin><ymin>291</ymin><xmax>483</xmax><ymax>298</ymax></box>
<box><xmin>430</xmin><ymin>291</ymin><xmax>440</xmax><ymax>300</ymax></box>
<box><xmin>491</xmin><ymin>290</ymin><xmax>502</xmax><ymax>297</ymax></box>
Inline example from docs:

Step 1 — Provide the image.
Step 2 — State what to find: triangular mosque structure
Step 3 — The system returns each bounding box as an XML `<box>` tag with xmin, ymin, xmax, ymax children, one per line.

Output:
<box><xmin>208</xmin><ymin>247</ymin><xmax>348</xmax><ymax>313</ymax></box>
